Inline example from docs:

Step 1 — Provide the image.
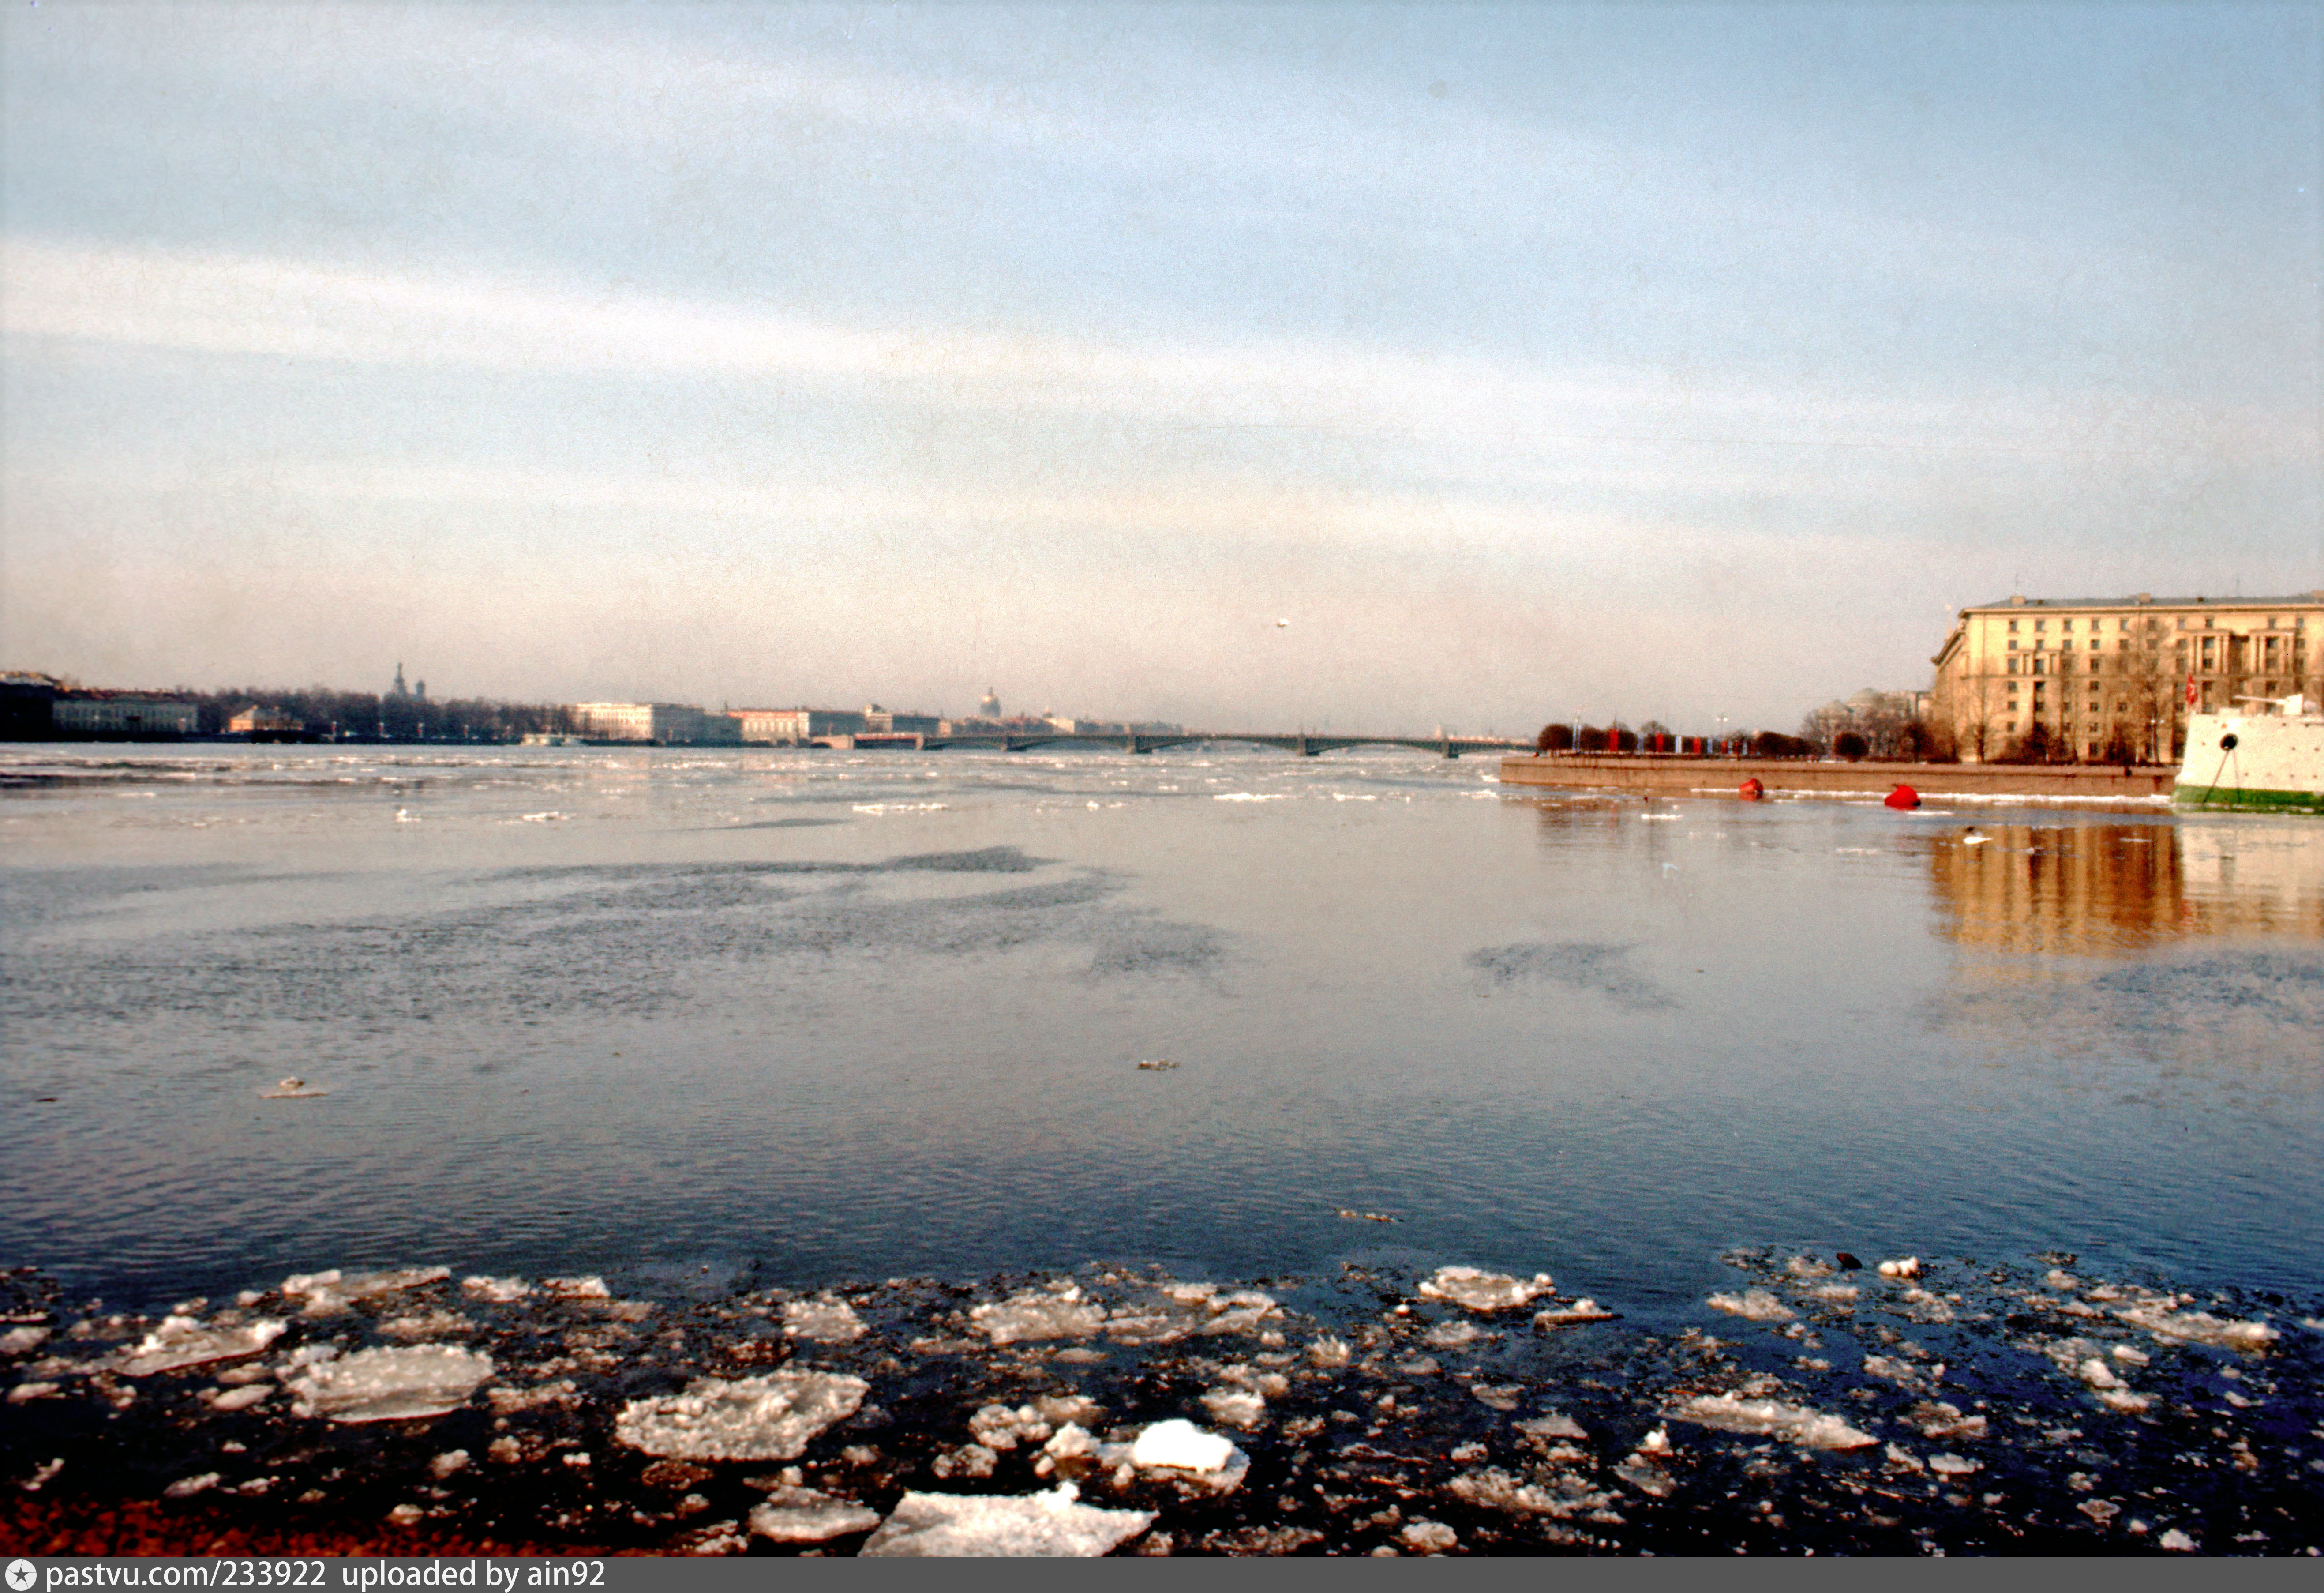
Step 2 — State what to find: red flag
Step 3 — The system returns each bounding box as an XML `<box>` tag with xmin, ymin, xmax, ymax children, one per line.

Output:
<box><xmin>2185</xmin><ymin>673</ymin><xmax>2197</xmax><ymax>708</ymax></box>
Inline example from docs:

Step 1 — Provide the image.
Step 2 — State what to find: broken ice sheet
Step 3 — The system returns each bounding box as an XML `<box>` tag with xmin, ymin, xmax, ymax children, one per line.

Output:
<box><xmin>1417</xmin><ymin>1266</ymin><xmax>1557</xmax><ymax>1312</ymax></box>
<box><xmin>286</xmin><ymin>1345</ymin><xmax>493</xmax><ymax>1423</ymax></box>
<box><xmin>1533</xmin><ymin>1300</ymin><xmax>1615</xmax><ymax>1329</ymax></box>
<box><xmin>782</xmin><ymin>1296</ymin><xmax>865</xmax><ymax>1344</ymax></box>
<box><xmin>969</xmin><ymin>1285</ymin><xmax>1106</xmax><ymax>1346</ymax></box>
<box><xmin>116</xmin><ymin>1316</ymin><xmax>286</xmax><ymax>1377</ymax></box>
<box><xmin>859</xmin><ymin>1484</ymin><xmax>1153</xmax><ymax>1558</ymax></box>
<box><xmin>282</xmin><ymin>1267</ymin><xmax>450</xmax><ymax>1316</ymax></box>
<box><xmin>747</xmin><ymin>1486</ymin><xmax>880</xmax><ymax>1544</ymax></box>
<box><xmin>614</xmin><ymin>1370</ymin><xmax>869</xmax><ymax>1462</ymax></box>
<box><xmin>1706</xmin><ymin>1289</ymin><xmax>1795</xmax><ymax>1322</ymax></box>
<box><xmin>1665</xmin><ymin>1394</ymin><xmax>1877</xmax><ymax>1451</ymax></box>
<box><xmin>2115</xmin><ymin>1304</ymin><xmax>2279</xmax><ymax>1351</ymax></box>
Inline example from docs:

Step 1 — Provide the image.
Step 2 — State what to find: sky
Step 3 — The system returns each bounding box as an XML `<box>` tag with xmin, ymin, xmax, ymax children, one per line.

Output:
<box><xmin>3</xmin><ymin>2</ymin><xmax>2318</xmax><ymax>735</ymax></box>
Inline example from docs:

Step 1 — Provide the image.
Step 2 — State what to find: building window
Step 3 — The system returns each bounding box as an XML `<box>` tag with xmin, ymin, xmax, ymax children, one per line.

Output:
<box><xmin>2008</xmin><ymin>619</ymin><xmax>2019</xmax><ymax>633</ymax></box>
<box><xmin>2008</xmin><ymin>657</ymin><xmax>2020</xmax><ymax>674</ymax></box>
<box><xmin>2005</xmin><ymin>720</ymin><xmax>2016</xmax><ymax>732</ymax></box>
<box><xmin>2032</xmin><ymin>658</ymin><xmax>2046</xmax><ymax>675</ymax></box>
<box><xmin>2088</xmin><ymin>639</ymin><xmax>2099</xmax><ymax>650</ymax></box>
<box><xmin>2062</xmin><ymin>619</ymin><xmax>2074</xmax><ymax>632</ymax></box>
<box><xmin>2007</xmin><ymin>639</ymin><xmax>2018</xmax><ymax>650</ymax></box>
<box><xmin>2035</xmin><ymin>620</ymin><xmax>2047</xmax><ymax>631</ymax></box>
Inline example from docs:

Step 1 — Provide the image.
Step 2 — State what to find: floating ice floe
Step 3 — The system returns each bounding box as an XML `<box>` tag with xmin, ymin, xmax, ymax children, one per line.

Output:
<box><xmin>1877</xmin><ymin>1257</ymin><xmax>1923</xmax><ymax>1279</ymax></box>
<box><xmin>1417</xmin><ymin>1266</ymin><xmax>1557</xmax><ymax>1312</ymax></box>
<box><xmin>208</xmin><ymin>1384</ymin><xmax>270</xmax><ymax>1413</ymax></box>
<box><xmin>258</xmin><ymin>1078</ymin><xmax>329</xmax><ymax>1099</ymax></box>
<box><xmin>461</xmin><ymin>1276</ymin><xmax>532</xmax><ymax>1303</ymax></box>
<box><xmin>117</xmin><ymin>1315</ymin><xmax>286</xmax><ymax>1377</ymax></box>
<box><xmin>859</xmin><ymin>1483</ymin><xmax>1153</xmax><ymax>1557</ymax></box>
<box><xmin>613</xmin><ymin>1370</ymin><xmax>869</xmax><ymax>1462</ymax></box>
<box><xmin>969</xmin><ymin>1285</ymin><xmax>1107</xmax><ymax>1346</ymax></box>
<box><xmin>747</xmin><ymin>1486</ymin><xmax>881</xmax><ymax>1544</ymax></box>
<box><xmin>286</xmin><ymin>1345</ymin><xmax>494</xmax><ymax>1423</ymax></box>
<box><xmin>1448</xmin><ymin>1467</ymin><xmax>1620</xmax><ymax>1521</ymax></box>
<box><xmin>1533</xmin><ymin>1300</ymin><xmax>1616</xmax><ymax>1329</ymax></box>
<box><xmin>378</xmin><ymin>1310</ymin><xmax>471</xmax><ymax>1341</ymax></box>
<box><xmin>283</xmin><ymin>1266</ymin><xmax>450</xmax><ymax>1316</ymax></box>
<box><xmin>1665</xmin><ymin>1393</ymin><xmax>1877</xmax><ymax>1451</ymax></box>
<box><xmin>783</xmin><ymin>1296</ymin><xmax>866</xmax><ymax>1344</ymax></box>
<box><xmin>542</xmin><ymin>1276</ymin><xmax>611</xmax><ymax>1300</ymax></box>
<box><xmin>1515</xmin><ymin>1412</ymin><xmax>1589</xmax><ymax>1444</ymax></box>
<box><xmin>2115</xmin><ymin>1304</ymin><xmax>2278</xmax><ymax>1352</ymax></box>
<box><xmin>0</xmin><ymin>1326</ymin><xmax>50</xmax><ymax>1356</ymax></box>
<box><xmin>1929</xmin><ymin>1453</ymin><xmax>1981</xmax><ymax>1477</ymax></box>
<box><xmin>1200</xmin><ymin>1387</ymin><xmax>1265</xmax><ymax>1429</ymax></box>
<box><xmin>1423</xmin><ymin>1320</ymin><xmax>1488</xmax><ymax>1349</ymax></box>
<box><xmin>1706</xmin><ymin>1289</ymin><xmax>1795</xmax><ymax>1322</ymax></box>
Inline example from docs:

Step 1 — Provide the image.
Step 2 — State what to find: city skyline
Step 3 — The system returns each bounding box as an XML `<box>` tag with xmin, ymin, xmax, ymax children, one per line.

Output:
<box><xmin>4</xmin><ymin>4</ymin><xmax>2318</xmax><ymax>733</ymax></box>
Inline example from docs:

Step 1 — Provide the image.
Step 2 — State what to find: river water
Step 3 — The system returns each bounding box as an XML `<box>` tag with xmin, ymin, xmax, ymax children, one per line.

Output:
<box><xmin>5</xmin><ymin>744</ymin><xmax>2317</xmax><ymax>1316</ymax></box>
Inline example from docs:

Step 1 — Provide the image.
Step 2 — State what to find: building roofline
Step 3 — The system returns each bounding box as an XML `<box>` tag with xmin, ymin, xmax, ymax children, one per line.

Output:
<box><xmin>1960</xmin><ymin>592</ymin><xmax>2324</xmax><ymax>612</ymax></box>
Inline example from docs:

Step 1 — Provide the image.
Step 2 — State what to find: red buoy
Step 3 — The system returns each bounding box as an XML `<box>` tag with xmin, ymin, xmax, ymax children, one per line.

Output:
<box><xmin>1739</xmin><ymin>778</ymin><xmax>1765</xmax><ymax>801</ymax></box>
<box><xmin>1884</xmin><ymin>784</ymin><xmax>1920</xmax><ymax>810</ymax></box>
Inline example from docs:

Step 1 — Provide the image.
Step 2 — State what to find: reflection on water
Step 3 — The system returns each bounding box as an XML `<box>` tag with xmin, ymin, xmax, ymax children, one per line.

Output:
<box><xmin>1929</xmin><ymin>822</ymin><xmax>2324</xmax><ymax>953</ymax></box>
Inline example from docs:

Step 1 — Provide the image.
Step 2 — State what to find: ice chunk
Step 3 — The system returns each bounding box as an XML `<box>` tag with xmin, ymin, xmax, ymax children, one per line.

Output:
<box><xmin>1</xmin><ymin>1326</ymin><xmax>52</xmax><ymax>1356</ymax></box>
<box><xmin>1448</xmin><ymin>1467</ymin><xmax>1619</xmax><ymax>1520</ymax></box>
<box><xmin>1533</xmin><ymin>1299</ymin><xmax>1615</xmax><ymax>1329</ymax></box>
<box><xmin>286</xmin><ymin>1345</ymin><xmax>493</xmax><ymax>1423</ymax></box>
<box><xmin>259</xmin><ymin>1078</ymin><xmax>329</xmax><ymax>1099</ymax></box>
<box><xmin>1707</xmin><ymin>1289</ymin><xmax>1795</xmax><ymax>1322</ymax></box>
<box><xmin>1514</xmin><ymin>1412</ymin><xmax>1588</xmax><ymax>1443</ymax></box>
<box><xmin>1129</xmin><ymin>1419</ymin><xmax>1234</xmax><ymax>1473</ymax></box>
<box><xmin>1423</xmin><ymin>1321</ymin><xmax>1487</xmax><ymax>1350</ymax></box>
<box><xmin>1929</xmin><ymin>1453</ymin><xmax>1981</xmax><ymax>1477</ymax></box>
<box><xmin>1470</xmin><ymin>1384</ymin><xmax>1523</xmax><ymax>1413</ymax></box>
<box><xmin>2094</xmin><ymin>1388</ymin><xmax>2154</xmax><ymax>1415</ymax></box>
<box><xmin>1043</xmin><ymin>1423</ymin><xmax>1095</xmax><ymax>1460</ymax></box>
<box><xmin>1807</xmin><ymin>1284</ymin><xmax>1861</xmax><ymax>1303</ymax></box>
<box><xmin>1418</xmin><ymin>1266</ymin><xmax>1557</xmax><ymax>1312</ymax></box>
<box><xmin>969</xmin><ymin>1286</ymin><xmax>1107</xmax><ymax>1346</ymax></box>
<box><xmin>1877</xmin><ymin>1257</ymin><xmax>1922</xmax><ymax>1279</ymax></box>
<box><xmin>782</xmin><ymin>1296</ymin><xmax>866</xmax><ymax>1344</ymax></box>
<box><xmin>860</xmin><ymin>1483</ymin><xmax>1153</xmax><ymax>1558</ymax></box>
<box><xmin>283</xmin><ymin>1267</ymin><xmax>450</xmax><ymax>1316</ymax></box>
<box><xmin>461</xmin><ymin>1276</ymin><xmax>532</xmax><ymax>1304</ymax></box>
<box><xmin>542</xmin><ymin>1276</ymin><xmax>611</xmax><ymax>1300</ymax></box>
<box><xmin>969</xmin><ymin>1403</ymin><xmax>1054</xmax><ymax>1450</ymax></box>
<box><xmin>748</xmin><ymin>1486</ymin><xmax>880</xmax><ymax>1544</ymax></box>
<box><xmin>209</xmin><ymin>1384</ymin><xmax>270</xmax><ymax>1413</ymax></box>
<box><xmin>2160</xmin><ymin>1529</ymin><xmax>2197</xmax><ymax>1552</ymax></box>
<box><xmin>118</xmin><ymin>1315</ymin><xmax>287</xmax><ymax>1376</ymax></box>
<box><xmin>1666</xmin><ymin>1394</ymin><xmax>1877</xmax><ymax>1451</ymax></box>
<box><xmin>1308</xmin><ymin>1334</ymin><xmax>1352</xmax><ymax>1368</ymax></box>
<box><xmin>378</xmin><ymin>1310</ymin><xmax>471</xmax><ymax>1341</ymax></box>
<box><xmin>1400</xmin><ymin>1520</ymin><xmax>1458</xmax><ymax>1553</ymax></box>
<box><xmin>613</xmin><ymin>1370</ymin><xmax>869</xmax><ymax>1462</ymax></box>
<box><xmin>1201</xmin><ymin>1387</ymin><xmax>1265</xmax><ymax>1429</ymax></box>
<box><xmin>2076</xmin><ymin>1357</ymin><xmax>2123</xmax><ymax>1390</ymax></box>
<box><xmin>2115</xmin><ymin>1304</ymin><xmax>2278</xmax><ymax>1352</ymax></box>
<box><xmin>164</xmin><ymin>1473</ymin><xmax>221</xmax><ymax>1498</ymax></box>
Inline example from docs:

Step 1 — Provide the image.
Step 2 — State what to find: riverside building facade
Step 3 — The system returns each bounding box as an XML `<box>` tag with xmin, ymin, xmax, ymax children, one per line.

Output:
<box><xmin>1930</xmin><ymin>592</ymin><xmax>2324</xmax><ymax>763</ymax></box>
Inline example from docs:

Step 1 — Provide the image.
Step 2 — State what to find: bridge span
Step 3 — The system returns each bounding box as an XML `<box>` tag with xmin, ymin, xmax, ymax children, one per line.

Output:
<box><xmin>823</xmin><ymin>730</ymin><xmax>1530</xmax><ymax>759</ymax></box>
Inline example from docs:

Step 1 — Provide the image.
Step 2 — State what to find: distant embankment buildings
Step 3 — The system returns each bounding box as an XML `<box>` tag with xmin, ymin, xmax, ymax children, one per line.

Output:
<box><xmin>1931</xmin><ymin>592</ymin><xmax>2324</xmax><ymax>764</ymax></box>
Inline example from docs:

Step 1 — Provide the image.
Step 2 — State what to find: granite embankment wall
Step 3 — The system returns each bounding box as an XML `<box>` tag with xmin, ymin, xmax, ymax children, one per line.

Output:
<box><xmin>1497</xmin><ymin>755</ymin><xmax>2177</xmax><ymax>800</ymax></box>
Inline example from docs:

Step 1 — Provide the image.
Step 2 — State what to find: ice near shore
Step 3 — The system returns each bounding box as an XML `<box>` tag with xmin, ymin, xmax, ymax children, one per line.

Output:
<box><xmin>614</xmin><ymin>1370</ymin><xmax>870</xmax><ymax>1462</ymax></box>
<box><xmin>859</xmin><ymin>1484</ymin><xmax>1153</xmax><ymax>1557</ymax></box>
<box><xmin>286</xmin><ymin>1345</ymin><xmax>494</xmax><ymax>1423</ymax></box>
<box><xmin>117</xmin><ymin>1316</ymin><xmax>287</xmax><ymax>1377</ymax></box>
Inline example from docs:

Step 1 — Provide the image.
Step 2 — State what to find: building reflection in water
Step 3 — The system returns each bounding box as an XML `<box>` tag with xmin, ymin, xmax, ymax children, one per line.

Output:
<box><xmin>1929</xmin><ymin>822</ymin><xmax>2324</xmax><ymax>954</ymax></box>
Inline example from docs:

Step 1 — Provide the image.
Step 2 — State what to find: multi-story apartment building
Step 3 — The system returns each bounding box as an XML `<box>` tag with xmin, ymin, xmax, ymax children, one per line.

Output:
<box><xmin>1931</xmin><ymin>592</ymin><xmax>2324</xmax><ymax>763</ymax></box>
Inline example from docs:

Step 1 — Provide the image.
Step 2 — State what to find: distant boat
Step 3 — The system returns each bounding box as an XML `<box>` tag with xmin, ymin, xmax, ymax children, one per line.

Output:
<box><xmin>2174</xmin><ymin>694</ymin><xmax>2324</xmax><ymax>813</ymax></box>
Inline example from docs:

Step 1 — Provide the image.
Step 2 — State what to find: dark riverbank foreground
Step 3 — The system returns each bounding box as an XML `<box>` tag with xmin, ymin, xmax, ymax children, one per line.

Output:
<box><xmin>4</xmin><ymin>1252</ymin><xmax>2317</xmax><ymax>1556</ymax></box>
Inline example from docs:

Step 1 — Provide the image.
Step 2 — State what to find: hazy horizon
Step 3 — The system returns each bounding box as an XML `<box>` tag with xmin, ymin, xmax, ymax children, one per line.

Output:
<box><xmin>5</xmin><ymin>3</ymin><xmax>2319</xmax><ymax>736</ymax></box>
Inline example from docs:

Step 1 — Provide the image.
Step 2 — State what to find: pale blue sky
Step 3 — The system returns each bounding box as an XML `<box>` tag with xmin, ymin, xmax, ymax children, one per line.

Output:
<box><xmin>4</xmin><ymin>2</ymin><xmax>2318</xmax><ymax>732</ymax></box>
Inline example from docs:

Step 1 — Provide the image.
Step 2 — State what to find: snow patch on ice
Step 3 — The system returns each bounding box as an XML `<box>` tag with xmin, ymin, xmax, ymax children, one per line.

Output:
<box><xmin>782</xmin><ymin>1296</ymin><xmax>866</xmax><ymax>1344</ymax></box>
<box><xmin>970</xmin><ymin>1285</ymin><xmax>1108</xmax><ymax>1346</ymax></box>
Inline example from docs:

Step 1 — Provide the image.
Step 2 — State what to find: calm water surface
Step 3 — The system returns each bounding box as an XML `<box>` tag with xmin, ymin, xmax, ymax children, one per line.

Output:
<box><xmin>4</xmin><ymin>745</ymin><xmax>2319</xmax><ymax>1315</ymax></box>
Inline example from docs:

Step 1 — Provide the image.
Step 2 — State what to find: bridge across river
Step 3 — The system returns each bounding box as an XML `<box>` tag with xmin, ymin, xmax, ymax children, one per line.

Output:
<box><xmin>827</xmin><ymin>730</ymin><xmax>1530</xmax><ymax>759</ymax></box>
